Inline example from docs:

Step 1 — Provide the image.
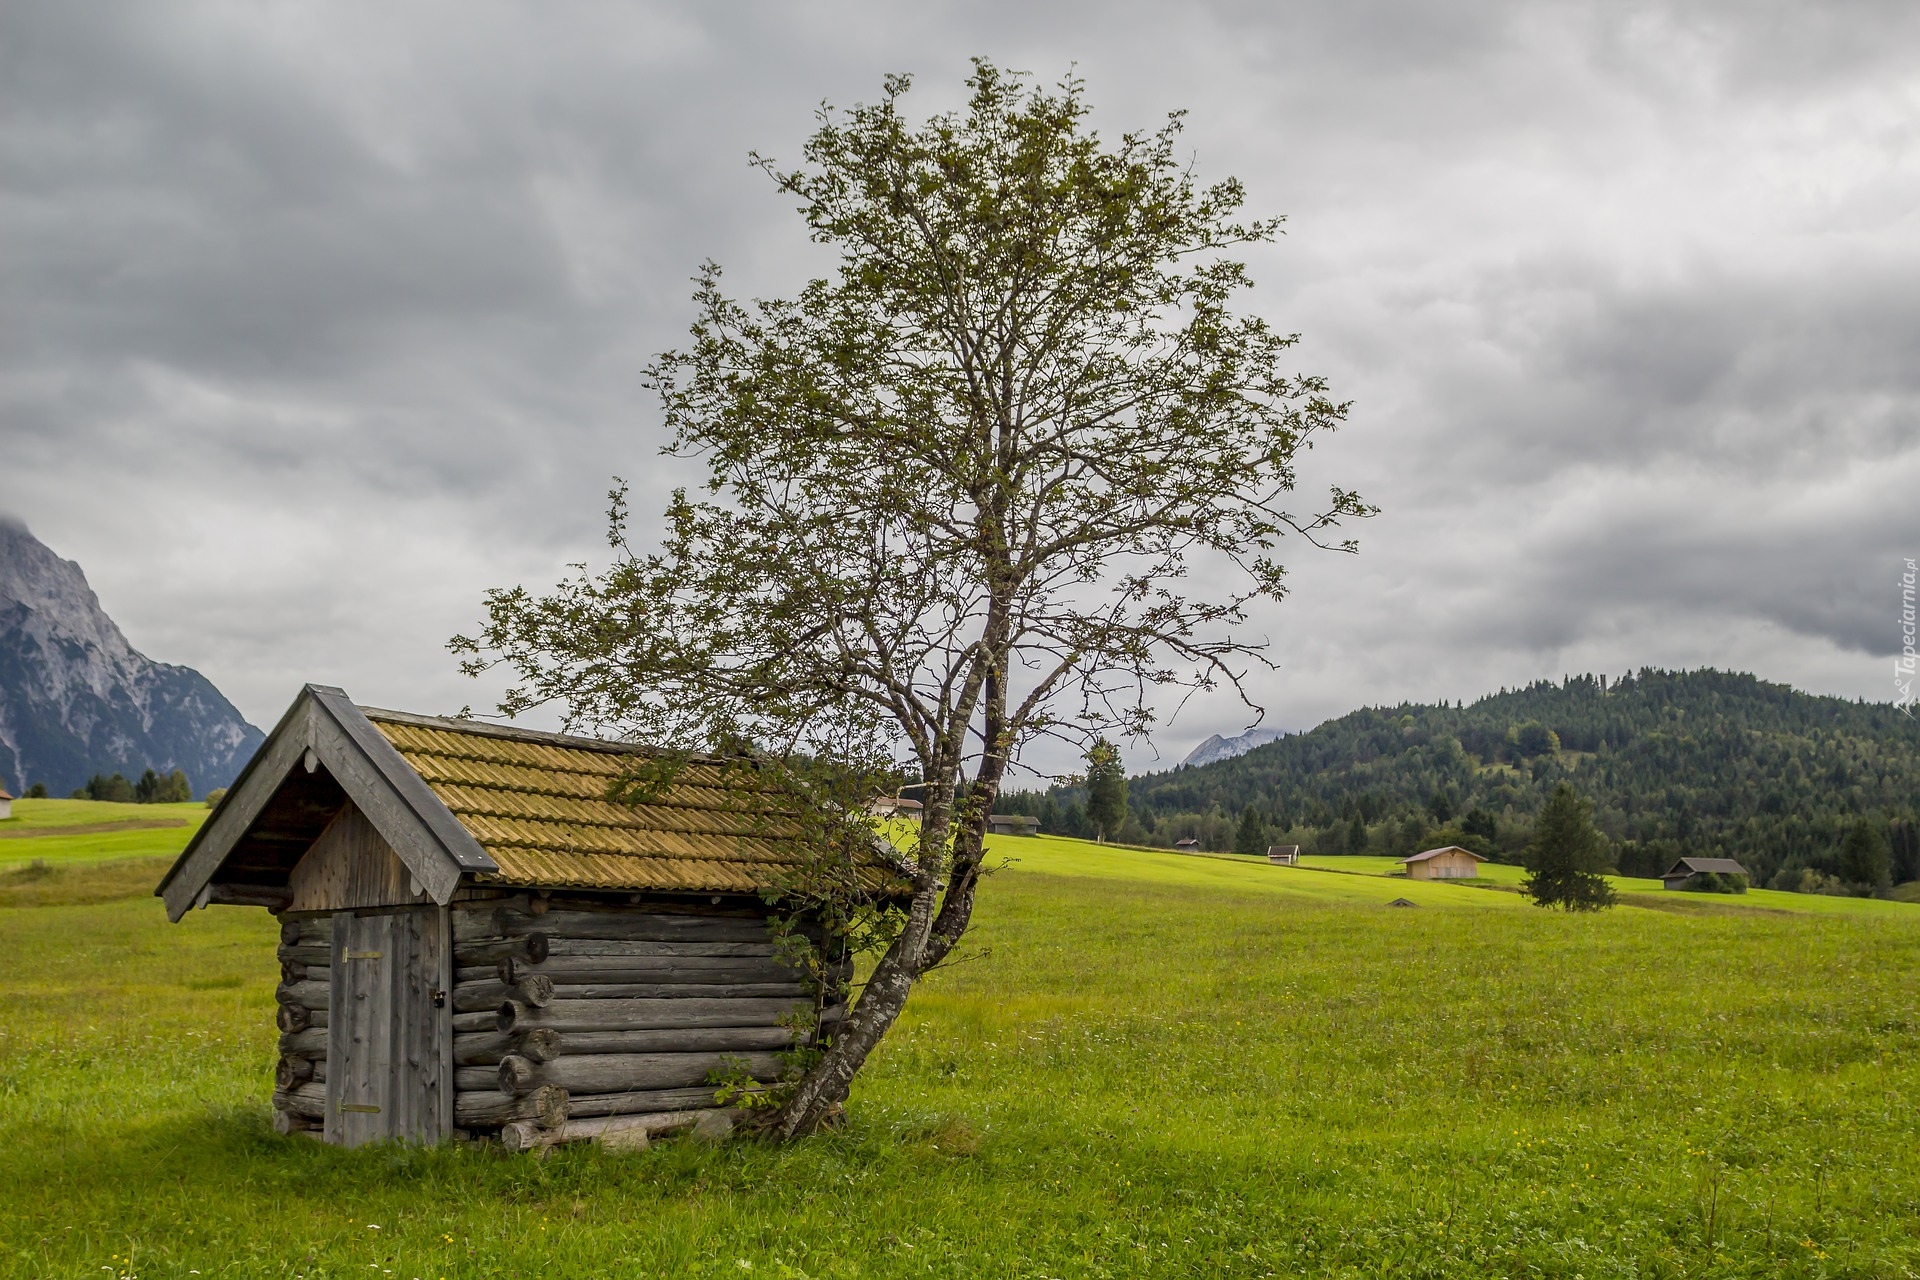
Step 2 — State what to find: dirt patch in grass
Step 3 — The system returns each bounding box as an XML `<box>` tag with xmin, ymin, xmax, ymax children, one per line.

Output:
<box><xmin>1617</xmin><ymin>890</ymin><xmax>1798</xmax><ymax>918</ymax></box>
<box><xmin>0</xmin><ymin>819</ymin><xmax>188</xmax><ymax>840</ymax></box>
<box><xmin>0</xmin><ymin>856</ymin><xmax>172</xmax><ymax>907</ymax></box>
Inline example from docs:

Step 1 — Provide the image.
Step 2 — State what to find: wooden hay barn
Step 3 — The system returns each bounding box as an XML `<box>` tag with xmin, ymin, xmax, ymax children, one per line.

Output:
<box><xmin>985</xmin><ymin>813</ymin><xmax>1039</xmax><ymax>836</ymax></box>
<box><xmin>157</xmin><ymin>685</ymin><xmax>904</xmax><ymax>1151</ymax></box>
<box><xmin>1266</xmin><ymin>845</ymin><xmax>1299</xmax><ymax>865</ymax></box>
<box><xmin>1660</xmin><ymin>856</ymin><xmax>1750</xmax><ymax>890</ymax></box>
<box><xmin>1399</xmin><ymin>845</ymin><xmax>1487</xmax><ymax>880</ymax></box>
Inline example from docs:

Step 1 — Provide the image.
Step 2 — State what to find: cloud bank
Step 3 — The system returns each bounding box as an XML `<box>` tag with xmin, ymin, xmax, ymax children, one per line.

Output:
<box><xmin>3</xmin><ymin>0</ymin><xmax>1914</xmax><ymax>770</ymax></box>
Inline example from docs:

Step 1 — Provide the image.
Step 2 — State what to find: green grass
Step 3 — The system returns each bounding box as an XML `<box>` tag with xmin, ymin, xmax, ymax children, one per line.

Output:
<box><xmin>2</xmin><ymin>831</ymin><xmax>1918</xmax><ymax>1276</ymax></box>
<box><xmin>0</xmin><ymin>799</ymin><xmax>207</xmax><ymax>868</ymax></box>
<box><xmin>1287</xmin><ymin>850</ymin><xmax>1912</xmax><ymax>917</ymax></box>
<box><xmin>0</xmin><ymin>797</ymin><xmax>208</xmax><ymax>831</ymax></box>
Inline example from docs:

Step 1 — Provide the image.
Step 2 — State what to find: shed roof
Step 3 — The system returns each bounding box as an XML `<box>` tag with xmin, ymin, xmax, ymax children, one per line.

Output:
<box><xmin>0</xmin><ymin>787</ymin><xmax>13</xmax><ymax>801</ymax></box>
<box><xmin>1399</xmin><ymin>845</ymin><xmax>1487</xmax><ymax>864</ymax></box>
<box><xmin>370</xmin><ymin>709</ymin><xmax>904</xmax><ymax>897</ymax></box>
<box><xmin>1661</xmin><ymin>857</ymin><xmax>1749</xmax><ymax>878</ymax></box>
<box><xmin>157</xmin><ymin>685</ymin><xmax>908</xmax><ymax>920</ymax></box>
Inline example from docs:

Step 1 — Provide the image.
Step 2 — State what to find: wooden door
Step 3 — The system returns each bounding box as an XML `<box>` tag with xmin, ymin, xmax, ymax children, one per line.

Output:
<box><xmin>324</xmin><ymin>906</ymin><xmax>451</xmax><ymax>1146</ymax></box>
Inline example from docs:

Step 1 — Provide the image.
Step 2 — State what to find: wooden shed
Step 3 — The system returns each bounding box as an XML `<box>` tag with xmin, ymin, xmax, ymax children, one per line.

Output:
<box><xmin>1266</xmin><ymin>845</ymin><xmax>1299</xmax><ymax>865</ymax></box>
<box><xmin>156</xmin><ymin>685</ymin><xmax>904</xmax><ymax>1151</ymax></box>
<box><xmin>0</xmin><ymin>787</ymin><xmax>12</xmax><ymax>820</ymax></box>
<box><xmin>1659</xmin><ymin>856</ymin><xmax>1750</xmax><ymax>890</ymax></box>
<box><xmin>1399</xmin><ymin>845</ymin><xmax>1487</xmax><ymax>880</ymax></box>
<box><xmin>985</xmin><ymin>814</ymin><xmax>1039</xmax><ymax>836</ymax></box>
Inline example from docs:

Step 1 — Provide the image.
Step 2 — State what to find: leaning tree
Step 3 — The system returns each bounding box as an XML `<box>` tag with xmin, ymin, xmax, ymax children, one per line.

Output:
<box><xmin>455</xmin><ymin>61</ymin><xmax>1371</xmax><ymax>1138</ymax></box>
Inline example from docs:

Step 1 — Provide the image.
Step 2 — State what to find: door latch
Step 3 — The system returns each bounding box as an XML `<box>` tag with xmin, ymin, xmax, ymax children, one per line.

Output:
<box><xmin>430</xmin><ymin>988</ymin><xmax>446</xmax><ymax>1007</ymax></box>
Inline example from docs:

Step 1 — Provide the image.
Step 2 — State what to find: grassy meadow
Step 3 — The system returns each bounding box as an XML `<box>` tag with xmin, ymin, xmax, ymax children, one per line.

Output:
<box><xmin>3</xmin><ymin>815</ymin><xmax>1919</xmax><ymax>1277</ymax></box>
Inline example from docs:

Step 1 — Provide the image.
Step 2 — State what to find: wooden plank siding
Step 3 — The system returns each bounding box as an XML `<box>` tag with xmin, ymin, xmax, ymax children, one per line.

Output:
<box><xmin>288</xmin><ymin>805</ymin><xmax>429</xmax><ymax>914</ymax></box>
<box><xmin>325</xmin><ymin>907</ymin><xmax>450</xmax><ymax>1146</ymax></box>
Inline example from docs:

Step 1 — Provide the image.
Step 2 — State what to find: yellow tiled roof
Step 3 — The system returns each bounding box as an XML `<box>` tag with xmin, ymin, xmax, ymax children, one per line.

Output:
<box><xmin>369</xmin><ymin>715</ymin><xmax>906</xmax><ymax>895</ymax></box>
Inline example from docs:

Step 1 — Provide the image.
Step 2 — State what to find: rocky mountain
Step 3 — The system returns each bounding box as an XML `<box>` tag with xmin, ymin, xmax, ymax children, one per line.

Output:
<box><xmin>0</xmin><ymin>517</ymin><xmax>263</xmax><ymax>798</ymax></box>
<box><xmin>1180</xmin><ymin>726</ymin><xmax>1285</xmax><ymax>768</ymax></box>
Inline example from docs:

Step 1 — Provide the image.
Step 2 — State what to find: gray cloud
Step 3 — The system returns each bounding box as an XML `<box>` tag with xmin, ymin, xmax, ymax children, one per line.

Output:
<box><xmin>1</xmin><ymin>0</ymin><xmax>1914</xmax><ymax>771</ymax></box>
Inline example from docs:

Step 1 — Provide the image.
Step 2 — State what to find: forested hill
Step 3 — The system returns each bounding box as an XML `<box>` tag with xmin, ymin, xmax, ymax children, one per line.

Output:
<box><xmin>1009</xmin><ymin>669</ymin><xmax>1920</xmax><ymax>888</ymax></box>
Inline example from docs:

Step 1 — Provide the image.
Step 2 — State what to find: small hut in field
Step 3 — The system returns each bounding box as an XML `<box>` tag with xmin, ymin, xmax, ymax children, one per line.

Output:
<box><xmin>1266</xmin><ymin>845</ymin><xmax>1299</xmax><ymax>865</ymax></box>
<box><xmin>865</xmin><ymin>796</ymin><xmax>923</xmax><ymax>823</ymax></box>
<box><xmin>0</xmin><ymin>787</ymin><xmax>12</xmax><ymax>820</ymax></box>
<box><xmin>1659</xmin><ymin>856</ymin><xmax>1750</xmax><ymax>891</ymax></box>
<box><xmin>985</xmin><ymin>813</ymin><xmax>1039</xmax><ymax>836</ymax></box>
<box><xmin>157</xmin><ymin>685</ymin><xmax>905</xmax><ymax>1151</ymax></box>
<box><xmin>1399</xmin><ymin>845</ymin><xmax>1486</xmax><ymax>880</ymax></box>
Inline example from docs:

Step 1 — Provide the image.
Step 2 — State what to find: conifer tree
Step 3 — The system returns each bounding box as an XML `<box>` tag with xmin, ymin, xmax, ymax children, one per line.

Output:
<box><xmin>1839</xmin><ymin>819</ymin><xmax>1891</xmax><ymax>890</ymax></box>
<box><xmin>1522</xmin><ymin>782</ymin><xmax>1615</xmax><ymax>911</ymax></box>
<box><xmin>1233</xmin><ymin>805</ymin><xmax>1267</xmax><ymax>856</ymax></box>
<box><xmin>1085</xmin><ymin>739</ymin><xmax>1129</xmax><ymax>843</ymax></box>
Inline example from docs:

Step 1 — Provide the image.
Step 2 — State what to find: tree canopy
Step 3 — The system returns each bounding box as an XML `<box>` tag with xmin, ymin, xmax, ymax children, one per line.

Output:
<box><xmin>456</xmin><ymin>61</ymin><xmax>1365</xmax><ymax>1136</ymax></box>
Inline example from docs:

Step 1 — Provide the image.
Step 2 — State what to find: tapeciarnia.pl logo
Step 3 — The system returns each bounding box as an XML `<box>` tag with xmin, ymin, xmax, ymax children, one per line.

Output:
<box><xmin>1899</xmin><ymin>558</ymin><xmax>1917</xmax><ymax>717</ymax></box>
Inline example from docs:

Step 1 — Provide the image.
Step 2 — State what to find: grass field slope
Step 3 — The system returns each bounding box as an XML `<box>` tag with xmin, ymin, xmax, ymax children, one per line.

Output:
<box><xmin>1</xmin><ymin>816</ymin><xmax>1917</xmax><ymax>1276</ymax></box>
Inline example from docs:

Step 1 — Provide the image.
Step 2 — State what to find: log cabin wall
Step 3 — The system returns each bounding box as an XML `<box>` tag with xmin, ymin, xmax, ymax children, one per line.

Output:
<box><xmin>272</xmin><ymin>915</ymin><xmax>331</xmax><ymax>1134</ymax></box>
<box><xmin>446</xmin><ymin>896</ymin><xmax>852</xmax><ymax>1144</ymax></box>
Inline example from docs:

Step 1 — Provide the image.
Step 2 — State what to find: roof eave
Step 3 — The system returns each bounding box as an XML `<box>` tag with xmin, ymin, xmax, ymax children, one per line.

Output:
<box><xmin>156</xmin><ymin>685</ymin><xmax>498</xmax><ymax>921</ymax></box>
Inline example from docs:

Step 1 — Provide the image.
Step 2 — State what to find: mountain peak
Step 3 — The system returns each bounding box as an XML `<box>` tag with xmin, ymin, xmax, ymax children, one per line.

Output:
<box><xmin>0</xmin><ymin>521</ymin><xmax>263</xmax><ymax>795</ymax></box>
<box><xmin>1181</xmin><ymin>726</ymin><xmax>1285</xmax><ymax>768</ymax></box>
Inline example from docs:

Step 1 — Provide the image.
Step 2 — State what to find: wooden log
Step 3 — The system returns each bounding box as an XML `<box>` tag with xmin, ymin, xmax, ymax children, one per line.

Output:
<box><xmin>273</xmin><ymin>1082</ymin><xmax>327</xmax><ymax>1120</ymax></box>
<box><xmin>557</xmin><ymin>1026</ymin><xmax>798</xmax><ymax>1057</ymax></box>
<box><xmin>544</xmin><ymin>938</ymin><xmax>779</xmax><ymax>959</ymax></box>
<box><xmin>499</xmin><ymin>1109</ymin><xmax>717</xmax><ymax>1152</ymax></box>
<box><xmin>546</xmin><ymin>981</ymin><xmax>812</xmax><ymax>1001</ymax></box>
<box><xmin>275</xmin><ymin>1003</ymin><xmax>310</xmax><ymax>1033</ymax></box>
<box><xmin>499</xmin><ymin>955</ymin><xmax>807</xmax><ymax>984</ymax></box>
<box><xmin>565</xmin><ymin>1086</ymin><xmax>765</xmax><ymax>1117</ymax></box>
<box><xmin>455</xmin><ymin>909</ymin><xmax>775</xmax><ymax>945</ymax></box>
<box><xmin>275</xmin><ymin>979</ymin><xmax>329</xmax><ymax>1011</ymax></box>
<box><xmin>452</xmin><ymin>933</ymin><xmax>549</xmax><ymax>968</ymax></box>
<box><xmin>499</xmin><ymin>996</ymin><xmax>811</xmax><ymax>1035</ymax></box>
<box><xmin>273</xmin><ymin>1108</ymin><xmax>318</xmax><ymax>1136</ymax></box>
<box><xmin>454</xmin><ymin>1085</ymin><xmax>568</xmax><ymax>1130</ymax></box>
<box><xmin>497</xmin><ymin>1050</ymin><xmax>783</xmax><ymax>1098</ymax></box>
<box><xmin>280</xmin><ymin>917</ymin><xmax>331</xmax><ymax>947</ymax></box>
<box><xmin>453</xmin><ymin>1028</ymin><xmax>562</xmax><ymax>1067</ymax></box>
<box><xmin>275</xmin><ymin>944</ymin><xmax>331</xmax><ymax>967</ymax></box>
<box><xmin>278</xmin><ymin>1027</ymin><xmax>328</xmax><ymax>1059</ymax></box>
<box><xmin>276</xmin><ymin>1056</ymin><xmax>315</xmax><ymax>1090</ymax></box>
<box><xmin>452</xmin><ymin>975</ymin><xmax>554</xmax><ymax>1013</ymax></box>
<box><xmin>452</xmin><ymin>1010</ymin><xmax>499</xmax><ymax>1034</ymax></box>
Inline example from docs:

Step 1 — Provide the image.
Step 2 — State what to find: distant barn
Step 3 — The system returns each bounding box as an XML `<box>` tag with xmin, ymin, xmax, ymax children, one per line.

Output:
<box><xmin>1174</xmin><ymin>837</ymin><xmax>1200</xmax><ymax>850</ymax></box>
<box><xmin>0</xmin><ymin>786</ymin><xmax>11</xmax><ymax>820</ymax></box>
<box><xmin>157</xmin><ymin>685</ymin><xmax>904</xmax><ymax>1151</ymax></box>
<box><xmin>866</xmin><ymin>796</ymin><xmax>923</xmax><ymax>822</ymax></box>
<box><xmin>1399</xmin><ymin>846</ymin><xmax>1486</xmax><ymax>880</ymax></box>
<box><xmin>1266</xmin><ymin>845</ymin><xmax>1299</xmax><ymax>865</ymax></box>
<box><xmin>985</xmin><ymin>814</ymin><xmax>1039</xmax><ymax>837</ymax></box>
<box><xmin>1660</xmin><ymin>857</ymin><xmax>1750</xmax><ymax>891</ymax></box>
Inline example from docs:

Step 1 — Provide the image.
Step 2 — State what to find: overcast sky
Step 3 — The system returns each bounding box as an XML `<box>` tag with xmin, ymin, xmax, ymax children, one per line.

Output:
<box><xmin>4</xmin><ymin>0</ymin><xmax>1916</xmax><ymax>774</ymax></box>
